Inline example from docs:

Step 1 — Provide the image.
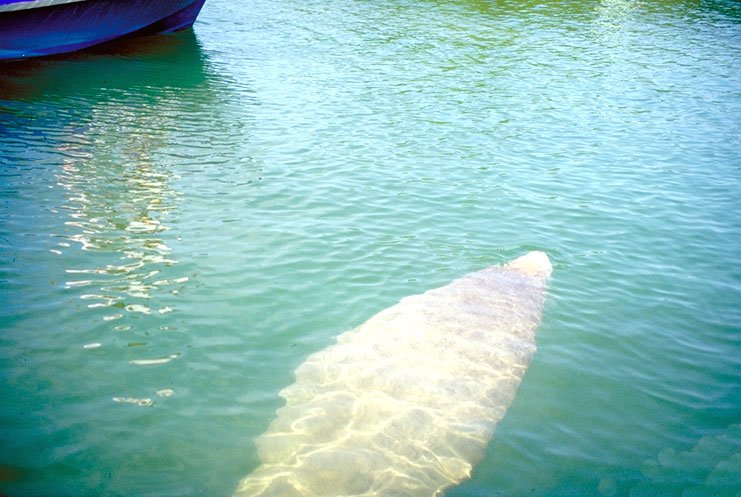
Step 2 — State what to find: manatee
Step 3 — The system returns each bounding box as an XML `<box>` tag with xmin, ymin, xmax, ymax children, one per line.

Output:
<box><xmin>234</xmin><ymin>251</ymin><xmax>552</xmax><ymax>497</ymax></box>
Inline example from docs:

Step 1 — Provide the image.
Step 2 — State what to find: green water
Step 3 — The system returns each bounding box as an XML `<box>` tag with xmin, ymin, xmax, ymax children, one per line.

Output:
<box><xmin>1</xmin><ymin>0</ymin><xmax>739</xmax><ymax>496</ymax></box>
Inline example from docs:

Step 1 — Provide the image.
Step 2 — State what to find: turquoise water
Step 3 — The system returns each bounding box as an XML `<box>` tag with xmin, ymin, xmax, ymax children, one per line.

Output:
<box><xmin>1</xmin><ymin>0</ymin><xmax>740</xmax><ymax>496</ymax></box>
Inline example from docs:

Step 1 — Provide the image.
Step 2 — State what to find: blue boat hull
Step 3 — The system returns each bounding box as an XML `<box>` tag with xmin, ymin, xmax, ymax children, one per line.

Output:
<box><xmin>0</xmin><ymin>0</ymin><xmax>206</xmax><ymax>60</ymax></box>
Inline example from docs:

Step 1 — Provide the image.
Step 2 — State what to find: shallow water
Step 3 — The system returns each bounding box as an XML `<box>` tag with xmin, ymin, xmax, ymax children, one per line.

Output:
<box><xmin>1</xmin><ymin>0</ymin><xmax>739</xmax><ymax>496</ymax></box>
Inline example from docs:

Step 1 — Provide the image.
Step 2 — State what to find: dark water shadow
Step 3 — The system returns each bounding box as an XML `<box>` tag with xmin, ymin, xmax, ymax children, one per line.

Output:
<box><xmin>0</xmin><ymin>29</ymin><xmax>211</xmax><ymax>103</ymax></box>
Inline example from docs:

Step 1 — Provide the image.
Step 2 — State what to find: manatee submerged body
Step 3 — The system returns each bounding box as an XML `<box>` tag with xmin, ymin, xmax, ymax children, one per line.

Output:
<box><xmin>234</xmin><ymin>252</ymin><xmax>552</xmax><ymax>497</ymax></box>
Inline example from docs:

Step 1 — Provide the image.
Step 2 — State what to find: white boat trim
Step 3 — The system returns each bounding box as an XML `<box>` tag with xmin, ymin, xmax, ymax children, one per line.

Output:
<box><xmin>0</xmin><ymin>0</ymin><xmax>88</xmax><ymax>13</ymax></box>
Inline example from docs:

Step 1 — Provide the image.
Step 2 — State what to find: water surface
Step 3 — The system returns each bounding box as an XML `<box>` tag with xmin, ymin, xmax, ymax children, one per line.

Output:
<box><xmin>1</xmin><ymin>1</ymin><xmax>740</xmax><ymax>496</ymax></box>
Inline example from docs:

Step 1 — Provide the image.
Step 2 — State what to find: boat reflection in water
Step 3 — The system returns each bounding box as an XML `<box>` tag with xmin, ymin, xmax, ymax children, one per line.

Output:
<box><xmin>0</xmin><ymin>28</ymin><xmax>212</xmax><ymax>100</ymax></box>
<box><xmin>0</xmin><ymin>28</ymin><xmax>244</xmax><ymax>496</ymax></box>
<box><xmin>1</xmin><ymin>29</ymin><xmax>221</xmax><ymax>324</ymax></box>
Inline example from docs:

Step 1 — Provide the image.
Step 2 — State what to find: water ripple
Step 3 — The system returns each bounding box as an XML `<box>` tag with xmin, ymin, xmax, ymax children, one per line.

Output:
<box><xmin>1</xmin><ymin>1</ymin><xmax>740</xmax><ymax>496</ymax></box>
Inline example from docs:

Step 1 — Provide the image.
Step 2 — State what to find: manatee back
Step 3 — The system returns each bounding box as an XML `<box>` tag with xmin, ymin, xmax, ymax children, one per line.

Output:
<box><xmin>235</xmin><ymin>252</ymin><xmax>551</xmax><ymax>497</ymax></box>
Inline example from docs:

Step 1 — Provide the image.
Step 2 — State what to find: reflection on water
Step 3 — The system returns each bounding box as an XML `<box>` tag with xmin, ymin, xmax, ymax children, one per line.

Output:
<box><xmin>0</xmin><ymin>29</ymin><xmax>210</xmax><ymax>100</ymax></box>
<box><xmin>1</xmin><ymin>29</ymin><xmax>224</xmax><ymax>333</ymax></box>
<box><xmin>35</xmin><ymin>32</ymin><xmax>218</xmax><ymax>319</ymax></box>
<box><xmin>595</xmin><ymin>0</ymin><xmax>639</xmax><ymax>26</ymax></box>
<box><xmin>57</xmin><ymin>153</ymin><xmax>183</xmax><ymax>315</ymax></box>
<box><xmin>0</xmin><ymin>27</ymin><xmax>245</xmax><ymax>497</ymax></box>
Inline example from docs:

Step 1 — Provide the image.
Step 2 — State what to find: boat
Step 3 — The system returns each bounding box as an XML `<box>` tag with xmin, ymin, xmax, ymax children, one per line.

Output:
<box><xmin>0</xmin><ymin>0</ymin><xmax>206</xmax><ymax>60</ymax></box>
